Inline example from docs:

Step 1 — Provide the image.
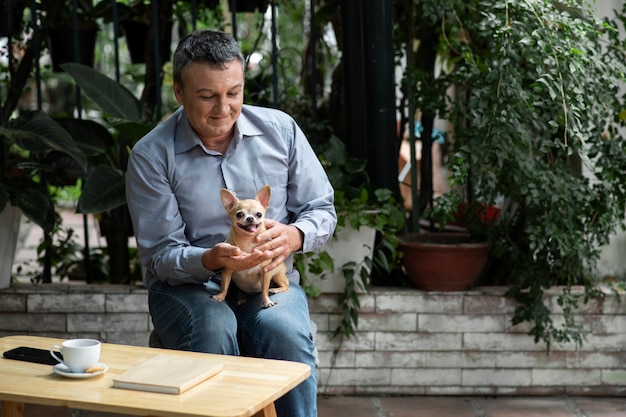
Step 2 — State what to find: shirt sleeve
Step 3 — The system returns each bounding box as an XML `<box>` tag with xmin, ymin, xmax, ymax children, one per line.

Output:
<box><xmin>126</xmin><ymin>143</ymin><xmax>214</xmax><ymax>288</ymax></box>
<box><xmin>285</xmin><ymin>120</ymin><xmax>337</xmax><ymax>253</ymax></box>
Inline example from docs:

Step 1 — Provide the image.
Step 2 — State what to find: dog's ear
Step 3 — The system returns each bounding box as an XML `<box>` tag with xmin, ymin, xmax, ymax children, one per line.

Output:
<box><xmin>256</xmin><ymin>185</ymin><xmax>271</xmax><ymax>209</ymax></box>
<box><xmin>220</xmin><ymin>189</ymin><xmax>238</xmax><ymax>211</ymax></box>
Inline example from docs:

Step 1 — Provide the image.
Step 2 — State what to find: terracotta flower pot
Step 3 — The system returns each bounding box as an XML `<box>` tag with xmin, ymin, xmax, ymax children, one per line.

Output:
<box><xmin>398</xmin><ymin>233</ymin><xmax>490</xmax><ymax>291</ymax></box>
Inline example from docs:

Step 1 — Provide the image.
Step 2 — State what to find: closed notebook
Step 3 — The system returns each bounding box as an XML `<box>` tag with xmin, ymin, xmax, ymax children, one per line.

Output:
<box><xmin>113</xmin><ymin>354</ymin><xmax>224</xmax><ymax>394</ymax></box>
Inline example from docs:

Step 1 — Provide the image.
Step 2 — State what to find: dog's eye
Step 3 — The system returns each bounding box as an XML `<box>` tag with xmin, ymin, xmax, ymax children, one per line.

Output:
<box><xmin>236</xmin><ymin>212</ymin><xmax>245</xmax><ymax>219</ymax></box>
<box><xmin>255</xmin><ymin>212</ymin><xmax>263</xmax><ymax>219</ymax></box>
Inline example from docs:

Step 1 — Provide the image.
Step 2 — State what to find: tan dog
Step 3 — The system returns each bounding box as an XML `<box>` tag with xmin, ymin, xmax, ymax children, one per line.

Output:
<box><xmin>212</xmin><ymin>185</ymin><xmax>289</xmax><ymax>308</ymax></box>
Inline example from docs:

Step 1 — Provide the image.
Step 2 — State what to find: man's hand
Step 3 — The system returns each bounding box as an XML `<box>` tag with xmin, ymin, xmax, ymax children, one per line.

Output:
<box><xmin>201</xmin><ymin>221</ymin><xmax>302</xmax><ymax>273</ymax></box>
<box><xmin>201</xmin><ymin>242</ymin><xmax>267</xmax><ymax>272</ymax></box>
<box><xmin>254</xmin><ymin>220</ymin><xmax>303</xmax><ymax>272</ymax></box>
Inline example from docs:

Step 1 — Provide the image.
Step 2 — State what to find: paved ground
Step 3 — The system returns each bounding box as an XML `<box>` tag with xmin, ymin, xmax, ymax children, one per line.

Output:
<box><xmin>318</xmin><ymin>396</ymin><xmax>626</xmax><ymax>416</ymax></box>
<box><xmin>2</xmin><ymin>396</ymin><xmax>625</xmax><ymax>416</ymax></box>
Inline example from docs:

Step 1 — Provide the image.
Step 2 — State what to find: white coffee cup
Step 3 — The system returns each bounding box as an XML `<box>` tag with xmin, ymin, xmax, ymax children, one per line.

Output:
<box><xmin>50</xmin><ymin>339</ymin><xmax>101</xmax><ymax>373</ymax></box>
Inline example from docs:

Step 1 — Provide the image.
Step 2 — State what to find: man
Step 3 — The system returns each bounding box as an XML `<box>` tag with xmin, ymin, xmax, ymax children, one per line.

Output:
<box><xmin>126</xmin><ymin>29</ymin><xmax>336</xmax><ymax>417</ymax></box>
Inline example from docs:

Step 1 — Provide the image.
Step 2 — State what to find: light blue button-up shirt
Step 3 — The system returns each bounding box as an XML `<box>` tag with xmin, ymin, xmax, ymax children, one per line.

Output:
<box><xmin>126</xmin><ymin>105</ymin><xmax>337</xmax><ymax>289</ymax></box>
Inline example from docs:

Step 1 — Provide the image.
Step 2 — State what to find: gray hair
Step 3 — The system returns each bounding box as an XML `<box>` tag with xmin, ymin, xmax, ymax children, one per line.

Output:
<box><xmin>173</xmin><ymin>30</ymin><xmax>245</xmax><ymax>87</ymax></box>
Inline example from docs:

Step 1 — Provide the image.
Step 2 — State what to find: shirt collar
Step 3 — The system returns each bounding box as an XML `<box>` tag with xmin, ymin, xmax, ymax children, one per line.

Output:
<box><xmin>237</xmin><ymin>106</ymin><xmax>264</xmax><ymax>138</ymax></box>
<box><xmin>172</xmin><ymin>105</ymin><xmax>263</xmax><ymax>155</ymax></box>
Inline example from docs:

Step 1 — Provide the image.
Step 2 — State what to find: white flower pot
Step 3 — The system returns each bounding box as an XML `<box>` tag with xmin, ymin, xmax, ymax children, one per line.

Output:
<box><xmin>0</xmin><ymin>205</ymin><xmax>21</xmax><ymax>289</ymax></box>
<box><xmin>304</xmin><ymin>225</ymin><xmax>376</xmax><ymax>293</ymax></box>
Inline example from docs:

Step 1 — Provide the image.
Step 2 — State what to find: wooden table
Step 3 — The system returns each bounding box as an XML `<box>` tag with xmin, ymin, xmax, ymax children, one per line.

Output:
<box><xmin>0</xmin><ymin>335</ymin><xmax>310</xmax><ymax>417</ymax></box>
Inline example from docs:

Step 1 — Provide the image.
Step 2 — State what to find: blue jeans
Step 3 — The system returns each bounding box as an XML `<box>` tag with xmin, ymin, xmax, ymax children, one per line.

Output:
<box><xmin>148</xmin><ymin>279</ymin><xmax>317</xmax><ymax>417</ymax></box>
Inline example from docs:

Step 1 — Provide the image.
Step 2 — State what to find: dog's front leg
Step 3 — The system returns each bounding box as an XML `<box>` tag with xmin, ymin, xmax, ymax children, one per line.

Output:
<box><xmin>212</xmin><ymin>270</ymin><xmax>232</xmax><ymax>302</ymax></box>
<box><xmin>261</xmin><ymin>270</ymin><xmax>276</xmax><ymax>308</ymax></box>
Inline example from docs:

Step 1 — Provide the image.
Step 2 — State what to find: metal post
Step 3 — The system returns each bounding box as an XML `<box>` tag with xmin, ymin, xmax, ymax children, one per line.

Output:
<box><xmin>270</xmin><ymin>1</ymin><xmax>278</xmax><ymax>107</ymax></box>
<box><xmin>362</xmin><ymin>0</ymin><xmax>398</xmax><ymax>194</ymax></box>
<box><xmin>340</xmin><ymin>0</ymin><xmax>367</xmax><ymax>161</ymax></box>
<box><xmin>230</xmin><ymin>0</ymin><xmax>237</xmax><ymax>39</ymax></box>
<box><xmin>309</xmin><ymin>0</ymin><xmax>317</xmax><ymax>126</ymax></box>
<box><xmin>151</xmin><ymin>0</ymin><xmax>162</xmax><ymax>121</ymax></box>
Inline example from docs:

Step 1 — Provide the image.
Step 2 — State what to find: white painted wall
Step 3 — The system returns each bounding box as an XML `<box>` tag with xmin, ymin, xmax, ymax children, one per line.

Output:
<box><xmin>594</xmin><ymin>1</ymin><xmax>626</xmax><ymax>279</ymax></box>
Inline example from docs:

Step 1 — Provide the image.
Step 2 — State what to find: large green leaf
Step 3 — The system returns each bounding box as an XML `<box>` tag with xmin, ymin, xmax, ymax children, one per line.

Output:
<box><xmin>113</xmin><ymin>121</ymin><xmax>152</xmax><ymax>142</ymax></box>
<box><xmin>3</xmin><ymin>177</ymin><xmax>56</xmax><ymax>233</ymax></box>
<box><xmin>43</xmin><ymin>151</ymin><xmax>89</xmax><ymax>181</ymax></box>
<box><xmin>61</xmin><ymin>63</ymin><xmax>142</xmax><ymax>123</ymax></box>
<box><xmin>0</xmin><ymin>111</ymin><xmax>88</xmax><ymax>171</ymax></box>
<box><xmin>54</xmin><ymin>117</ymin><xmax>115</xmax><ymax>156</ymax></box>
<box><xmin>76</xmin><ymin>165</ymin><xmax>126</xmax><ymax>213</ymax></box>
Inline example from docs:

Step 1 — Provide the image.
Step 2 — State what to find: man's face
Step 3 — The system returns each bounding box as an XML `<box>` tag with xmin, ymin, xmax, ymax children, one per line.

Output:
<box><xmin>173</xmin><ymin>61</ymin><xmax>244</xmax><ymax>141</ymax></box>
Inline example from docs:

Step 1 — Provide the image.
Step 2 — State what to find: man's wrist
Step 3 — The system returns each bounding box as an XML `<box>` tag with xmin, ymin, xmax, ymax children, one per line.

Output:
<box><xmin>201</xmin><ymin>248</ymin><xmax>219</xmax><ymax>271</ymax></box>
<box><xmin>290</xmin><ymin>225</ymin><xmax>304</xmax><ymax>252</ymax></box>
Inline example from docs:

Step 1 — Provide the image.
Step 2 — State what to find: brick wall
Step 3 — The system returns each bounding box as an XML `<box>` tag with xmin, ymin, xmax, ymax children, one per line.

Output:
<box><xmin>1</xmin><ymin>284</ymin><xmax>625</xmax><ymax>396</ymax></box>
<box><xmin>309</xmin><ymin>286</ymin><xmax>626</xmax><ymax>396</ymax></box>
<box><xmin>0</xmin><ymin>284</ymin><xmax>152</xmax><ymax>347</ymax></box>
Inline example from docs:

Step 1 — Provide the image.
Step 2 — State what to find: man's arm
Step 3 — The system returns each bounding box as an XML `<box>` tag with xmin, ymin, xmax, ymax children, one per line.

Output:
<box><xmin>126</xmin><ymin>147</ymin><xmax>212</xmax><ymax>287</ymax></box>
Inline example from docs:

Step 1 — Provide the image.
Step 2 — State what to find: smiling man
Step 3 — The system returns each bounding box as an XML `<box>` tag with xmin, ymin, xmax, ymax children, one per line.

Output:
<box><xmin>126</xmin><ymin>30</ymin><xmax>336</xmax><ymax>417</ymax></box>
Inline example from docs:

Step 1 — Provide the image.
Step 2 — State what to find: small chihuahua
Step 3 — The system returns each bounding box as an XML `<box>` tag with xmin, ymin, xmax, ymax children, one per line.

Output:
<box><xmin>212</xmin><ymin>185</ymin><xmax>289</xmax><ymax>308</ymax></box>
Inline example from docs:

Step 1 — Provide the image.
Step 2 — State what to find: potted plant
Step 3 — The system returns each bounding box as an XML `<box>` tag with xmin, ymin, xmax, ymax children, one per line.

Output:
<box><xmin>105</xmin><ymin>0</ymin><xmax>173</xmax><ymax>65</ymax></box>
<box><xmin>295</xmin><ymin>136</ymin><xmax>405</xmax><ymax>337</ymax></box>
<box><xmin>0</xmin><ymin>110</ymin><xmax>87</xmax><ymax>288</ymax></box>
<box><xmin>41</xmin><ymin>0</ymin><xmax>100</xmax><ymax>72</ymax></box>
<box><xmin>398</xmin><ymin>192</ymin><xmax>498</xmax><ymax>291</ymax></box>
<box><xmin>0</xmin><ymin>111</ymin><xmax>88</xmax><ymax>231</ymax></box>
<box><xmin>23</xmin><ymin>225</ymin><xmax>109</xmax><ymax>283</ymax></box>
<box><xmin>59</xmin><ymin>62</ymin><xmax>149</xmax><ymax>284</ymax></box>
<box><xmin>111</xmin><ymin>0</ymin><xmax>221</xmax><ymax>64</ymax></box>
<box><xmin>397</xmin><ymin>0</ymin><xmax>626</xmax><ymax>349</ymax></box>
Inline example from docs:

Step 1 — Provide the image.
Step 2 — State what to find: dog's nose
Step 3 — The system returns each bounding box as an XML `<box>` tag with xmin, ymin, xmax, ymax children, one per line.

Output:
<box><xmin>245</xmin><ymin>216</ymin><xmax>254</xmax><ymax>223</ymax></box>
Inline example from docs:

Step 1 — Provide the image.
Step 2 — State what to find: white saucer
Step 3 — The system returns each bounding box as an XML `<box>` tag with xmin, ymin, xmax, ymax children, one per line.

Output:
<box><xmin>53</xmin><ymin>363</ymin><xmax>108</xmax><ymax>379</ymax></box>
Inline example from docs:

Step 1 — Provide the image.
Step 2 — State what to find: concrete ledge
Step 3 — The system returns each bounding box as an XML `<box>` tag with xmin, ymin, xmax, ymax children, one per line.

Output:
<box><xmin>308</xmin><ymin>286</ymin><xmax>626</xmax><ymax>396</ymax></box>
<box><xmin>0</xmin><ymin>283</ymin><xmax>151</xmax><ymax>346</ymax></box>
<box><xmin>1</xmin><ymin>284</ymin><xmax>624</xmax><ymax>395</ymax></box>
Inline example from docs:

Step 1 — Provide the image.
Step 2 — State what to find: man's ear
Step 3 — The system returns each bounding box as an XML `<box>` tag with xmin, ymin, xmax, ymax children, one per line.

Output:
<box><xmin>173</xmin><ymin>82</ymin><xmax>184</xmax><ymax>105</ymax></box>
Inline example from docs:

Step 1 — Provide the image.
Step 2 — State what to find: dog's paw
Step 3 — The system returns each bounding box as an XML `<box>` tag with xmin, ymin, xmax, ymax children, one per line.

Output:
<box><xmin>212</xmin><ymin>294</ymin><xmax>226</xmax><ymax>302</ymax></box>
<box><xmin>262</xmin><ymin>298</ymin><xmax>277</xmax><ymax>308</ymax></box>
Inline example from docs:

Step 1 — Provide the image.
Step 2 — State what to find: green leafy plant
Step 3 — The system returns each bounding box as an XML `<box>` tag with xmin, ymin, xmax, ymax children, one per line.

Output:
<box><xmin>57</xmin><ymin>62</ymin><xmax>150</xmax><ymax>283</ymax></box>
<box><xmin>402</xmin><ymin>0</ymin><xmax>626</xmax><ymax>349</ymax></box>
<box><xmin>24</xmin><ymin>225</ymin><xmax>108</xmax><ymax>284</ymax></box>
<box><xmin>60</xmin><ymin>62</ymin><xmax>146</xmax><ymax>213</ymax></box>
<box><xmin>0</xmin><ymin>110</ymin><xmax>87</xmax><ymax>233</ymax></box>
<box><xmin>296</xmin><ymin>136</ymin><xmax>405</xmax><ymax>338</ymax></box>
<box><xmin>40</xmin><ymin>0</ymin><xmax>100</xmax><ymax>30</ymax></box>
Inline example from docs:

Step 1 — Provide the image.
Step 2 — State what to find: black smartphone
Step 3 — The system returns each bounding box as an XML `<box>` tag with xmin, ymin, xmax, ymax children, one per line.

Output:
<box><xmin>3</xmin><ymin>346</ymin><xmax>61</xmax><ymax>365</ymax></box>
